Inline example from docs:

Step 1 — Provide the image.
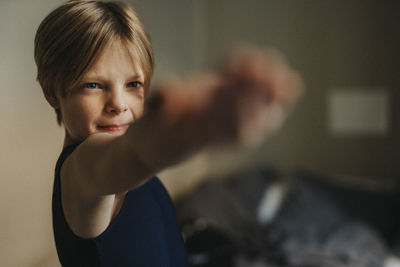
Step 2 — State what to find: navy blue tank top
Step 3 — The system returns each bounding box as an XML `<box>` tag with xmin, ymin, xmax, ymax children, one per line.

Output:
<box><xmin>52</xmin><ymin>144</ymin><xmax>188</xmax><ymax>266</ymax></box>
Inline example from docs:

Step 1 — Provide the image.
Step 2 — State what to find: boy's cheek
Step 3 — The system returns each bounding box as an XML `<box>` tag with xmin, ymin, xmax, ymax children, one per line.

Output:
<box><xmin>61</xmin><ymin>104</ymin><xmax>95</xmax><ymax>130</ymax></box>
<box><xmin>130</xmin><ymin>97</ymin><xmax>145</xmax><ymax>120</ymax></box>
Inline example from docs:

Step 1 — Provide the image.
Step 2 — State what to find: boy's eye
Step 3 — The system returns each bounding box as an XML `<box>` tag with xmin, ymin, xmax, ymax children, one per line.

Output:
<box><xmin>127</xmin><ymin>81</ymin><xmax>141</xmax><ymax>88</ymax></box>
<box><xmin>84</xmin><ymin>83</ymin><xmax>101</xmax><ymax>89</ymax></box>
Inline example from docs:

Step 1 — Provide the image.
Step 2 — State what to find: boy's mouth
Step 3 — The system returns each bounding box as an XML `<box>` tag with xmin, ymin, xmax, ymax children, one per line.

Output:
<box><xmin>97</xmin><ymin>124</ymin><xmax>130</xmax><ymax>133</ymax></box>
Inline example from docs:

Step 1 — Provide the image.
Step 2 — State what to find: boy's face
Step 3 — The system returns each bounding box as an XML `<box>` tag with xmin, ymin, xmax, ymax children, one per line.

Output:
<box><xmin>57</xmin><ymin>41</ymin><xmax>146</xmax><ymax>145</ymax></box>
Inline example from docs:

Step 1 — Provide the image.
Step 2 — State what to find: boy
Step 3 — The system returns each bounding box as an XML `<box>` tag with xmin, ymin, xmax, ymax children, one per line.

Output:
<box><xmin>34</xmin><ymin>0</ymin><xmax>303</xmax><ymax>266</ymax></box>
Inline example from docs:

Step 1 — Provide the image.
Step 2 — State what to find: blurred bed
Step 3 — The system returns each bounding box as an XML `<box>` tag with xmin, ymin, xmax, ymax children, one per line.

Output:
<box><xmin>175</xmin><ymin>166</ymin><xmax>400</xmax><ymax>267</ymax></box>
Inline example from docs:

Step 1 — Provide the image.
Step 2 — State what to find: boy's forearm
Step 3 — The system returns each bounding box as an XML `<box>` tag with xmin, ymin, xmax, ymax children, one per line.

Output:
<box><xmin>84</xmin><ymin>109</ymin><xmax>207</xmax><ymax>196</ymax></box>
<box><xmin>122</xmin><ymin>109</ymin><xmax>207</xmax><ymax>174</ymax></box>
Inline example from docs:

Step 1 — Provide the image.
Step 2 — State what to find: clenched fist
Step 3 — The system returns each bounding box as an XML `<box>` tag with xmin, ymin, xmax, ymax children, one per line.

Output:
<box><xmin>148</xmin><ymin>45</ymin><xmax>304</xmax><ymax>149</ymax></box>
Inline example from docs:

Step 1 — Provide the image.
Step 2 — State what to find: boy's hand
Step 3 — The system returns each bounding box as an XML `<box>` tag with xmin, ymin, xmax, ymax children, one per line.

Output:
<box><xmin>149</xmin><ymin>45</ymin><xmax>304</xmax><ymax>148</ymax></box>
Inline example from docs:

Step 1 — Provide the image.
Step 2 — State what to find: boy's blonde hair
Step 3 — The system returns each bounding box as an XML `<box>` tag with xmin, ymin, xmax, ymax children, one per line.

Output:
<box><xmin>34</xmin><ymin>0</ymin><xmax>154</xmax><ymax>125</ymax></box>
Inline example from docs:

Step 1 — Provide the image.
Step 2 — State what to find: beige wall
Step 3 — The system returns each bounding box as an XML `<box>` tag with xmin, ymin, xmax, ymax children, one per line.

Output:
<box><xmin>0</xmin><ymin>0</ymin><xmax>398</xmax><ymax>266</ymax></box>
<box><xmin>0</xmin><ymin>0</ymin><xmax>64</xmax><ymax>266</ymax></box>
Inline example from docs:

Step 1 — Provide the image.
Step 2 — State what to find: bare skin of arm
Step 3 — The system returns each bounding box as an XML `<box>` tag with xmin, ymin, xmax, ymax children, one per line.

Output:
<box><xmin>60</xmin><ymin>46</ymin><xmax>304</xmax><ymax>238</ymax></box>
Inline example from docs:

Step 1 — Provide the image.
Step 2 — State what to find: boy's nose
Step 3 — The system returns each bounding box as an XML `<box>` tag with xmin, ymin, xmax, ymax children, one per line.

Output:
<box><xmin>105</xmin><ymin>91</ymin><xmax>128</xmax><ymax>114</ymax></box>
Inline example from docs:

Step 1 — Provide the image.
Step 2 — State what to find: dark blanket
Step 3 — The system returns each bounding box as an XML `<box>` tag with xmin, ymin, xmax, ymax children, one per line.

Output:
<box><xmin>175</xmin><ymin>167</ymin><xmax>400</xmax><ymax>267</ymax></box>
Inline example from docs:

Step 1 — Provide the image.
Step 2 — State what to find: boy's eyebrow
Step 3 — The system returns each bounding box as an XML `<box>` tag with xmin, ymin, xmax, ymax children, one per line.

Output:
<box><xmin>127</xmin><ymin>74</ymin><xmax>145</xmax><ymax>82</ymax></box>
<box><xmin>80</xmin><ymin>74</ymin><xmax>144</xmax><ymax>82</ymax></box>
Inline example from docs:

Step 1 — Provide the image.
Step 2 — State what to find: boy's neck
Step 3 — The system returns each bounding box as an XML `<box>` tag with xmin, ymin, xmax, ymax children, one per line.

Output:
<box><xmin>63</xmin><ymin>132</ymin><xmax>78</xmax><ymax>148</ymax></box>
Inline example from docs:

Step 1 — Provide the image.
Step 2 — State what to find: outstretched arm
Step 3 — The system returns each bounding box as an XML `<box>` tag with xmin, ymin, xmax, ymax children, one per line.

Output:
<box><xmin>61</xmin><ymin>46</ymin><xmax>304</xmax><ymax>237</ymax></box>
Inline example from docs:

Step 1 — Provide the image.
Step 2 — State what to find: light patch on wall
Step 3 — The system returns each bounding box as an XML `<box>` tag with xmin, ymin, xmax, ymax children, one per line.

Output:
<box><xmin>328</xmin><ymin>89</ymin><xmax>389</xmax><ymax>137</ymax></box>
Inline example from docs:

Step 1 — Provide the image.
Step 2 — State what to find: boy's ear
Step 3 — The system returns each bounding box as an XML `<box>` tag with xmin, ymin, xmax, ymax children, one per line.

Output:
<box><xmin>44</xmin><ymin>93</ymin><xmax>60</xmax><ymax>109</ymax></box>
